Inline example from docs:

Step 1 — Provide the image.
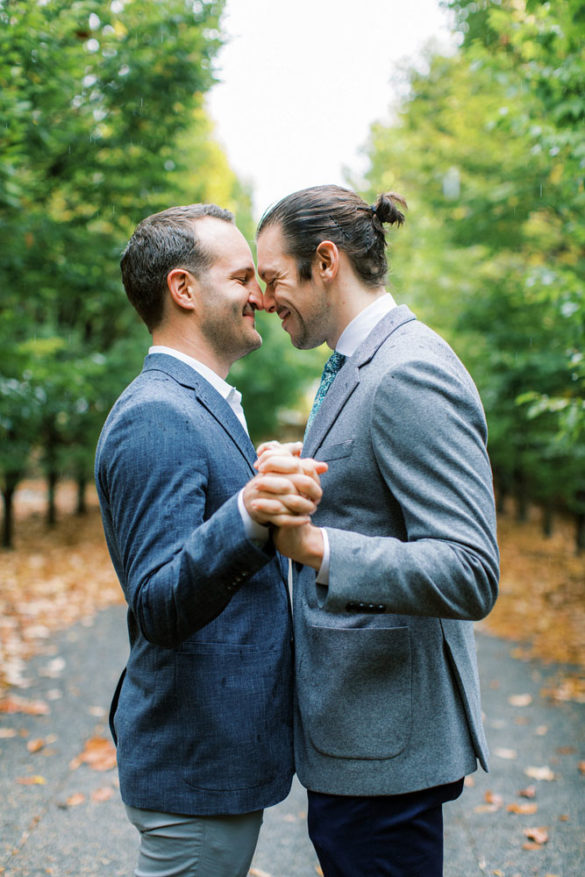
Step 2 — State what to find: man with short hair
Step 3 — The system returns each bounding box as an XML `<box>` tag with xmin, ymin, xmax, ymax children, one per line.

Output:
<box><xmin>255</xmin><ymin>185</ymin><xmax>500</xmax><ymax>876</ymax></box>
<box><xmin>95</xmin><ymin>204</ymin><xmax>323</xmax><ymax>876</ymax></box>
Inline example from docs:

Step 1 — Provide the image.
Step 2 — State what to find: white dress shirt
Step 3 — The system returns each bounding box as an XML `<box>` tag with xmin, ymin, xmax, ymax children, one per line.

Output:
<box><xmin>317</xmin><ymin>293</ymin><xmax>397</xmax><ymax>583</ymax></box>
<box><xmin>149</xmin><ymin>346</ymin><xmax>268</xmax><ymax>545</ymax></box>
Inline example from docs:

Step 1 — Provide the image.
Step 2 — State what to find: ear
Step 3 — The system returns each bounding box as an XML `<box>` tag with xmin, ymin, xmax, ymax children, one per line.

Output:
<box><xmin>167</xmin><ymin>268</ymin><xmax>197</xmax><ymax>312</ymax></box>
<box><xmin>314</xmin><ymin>240</ymin><xmax>339</xmax><ymax>282</ymax></box>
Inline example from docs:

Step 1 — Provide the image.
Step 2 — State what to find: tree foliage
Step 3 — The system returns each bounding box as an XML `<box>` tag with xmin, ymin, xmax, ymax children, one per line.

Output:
<box><xmin>360</xmin><ymin>0</ymin><xmax>585</xmax><ymax>548</ymax></box>
<box><xmin>0</xmin><ymin>0</ymin><xmax>317</xmax><ymax>546</ymax></box>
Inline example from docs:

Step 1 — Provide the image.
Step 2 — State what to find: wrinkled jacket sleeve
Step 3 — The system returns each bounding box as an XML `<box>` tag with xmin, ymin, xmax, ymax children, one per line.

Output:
<box><xmin>321</xmin><ymin>357</ymin><xmax>499</xmax><ymax>620</ymax></box>
<box><xmin>95</xmin><ymin>397</ymin><xmax>275</xmax><ymax>648</ymax></box>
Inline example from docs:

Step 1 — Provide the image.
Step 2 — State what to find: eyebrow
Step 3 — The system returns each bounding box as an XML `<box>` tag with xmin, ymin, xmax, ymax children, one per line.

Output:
<box><xmin>258</xmin><ymin>266</ymin><xmax>276</xmax><ymax>282</ymax></box>
<box><xmin>230</xmin><ymin>265</ymin><xmax>255</xmax><ymax>278</ymax></box>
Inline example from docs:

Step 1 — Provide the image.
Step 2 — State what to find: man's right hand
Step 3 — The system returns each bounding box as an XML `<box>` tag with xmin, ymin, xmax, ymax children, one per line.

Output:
<box><xmin>243</xmin><ymin>451</ymin><xmax>326</xmax><ymax>528</ymax></box>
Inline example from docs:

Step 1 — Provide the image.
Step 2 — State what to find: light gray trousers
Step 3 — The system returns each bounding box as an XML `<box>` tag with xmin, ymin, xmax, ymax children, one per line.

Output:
<box><xmin>125</xmin><ymin>805</ymin><xmax>263</xmax><ymax>877</ymax></box>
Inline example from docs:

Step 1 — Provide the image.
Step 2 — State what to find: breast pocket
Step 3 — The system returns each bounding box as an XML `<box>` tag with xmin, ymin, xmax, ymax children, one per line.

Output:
<box><xmin>317</xmin><ymin>439</ymin><xmax>354</xmax><ymax>462</ymax></box>
<box><xmin>299</xmin><ymin>624</ymin><xmax>412</xmax><ymax>760</ymax></box>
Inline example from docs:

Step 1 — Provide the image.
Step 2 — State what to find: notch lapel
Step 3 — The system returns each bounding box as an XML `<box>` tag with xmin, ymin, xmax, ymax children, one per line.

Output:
<box><xmin>143</xmin><ymin>354</ymin><xmax>257</xmax><ymax>474</ymax></box>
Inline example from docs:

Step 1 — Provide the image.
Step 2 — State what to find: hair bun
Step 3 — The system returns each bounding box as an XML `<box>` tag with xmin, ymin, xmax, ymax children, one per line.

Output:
<box><xmin>371</xmin><ymin>192</ymin><xmax>407</xmax><ymax>228</ymax></box>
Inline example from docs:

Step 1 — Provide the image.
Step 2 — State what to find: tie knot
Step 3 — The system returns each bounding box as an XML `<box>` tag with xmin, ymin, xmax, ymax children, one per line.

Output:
<box><xmin>323</xmin><ymin>351</ymin><xmax>346</xmax><ymax>379</ymax></box>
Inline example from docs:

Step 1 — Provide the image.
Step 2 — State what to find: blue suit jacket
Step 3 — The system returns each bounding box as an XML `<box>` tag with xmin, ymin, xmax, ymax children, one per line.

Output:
<box><xmin>94</xmin><ymin>354</ymin><xmax>293</xmax><ymax>815</ymax></box>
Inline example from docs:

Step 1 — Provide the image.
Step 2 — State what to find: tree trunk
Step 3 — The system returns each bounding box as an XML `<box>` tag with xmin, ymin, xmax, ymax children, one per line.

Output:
<box><xmin>576</xmin><ymin>513</ymin><xmax>585</xmax><ymax>556</ymax></box>
<box><xmin>47</xmin><ymin>469</ymin><xmax>58</xmax><ymax>527</ymax></box>
<box><xmin>1</xmin><ymin>484</ymin><xmax>16</xmax><ymax>549</ymax></box>
<box><xmin>76</xmin><ymin>474</ymin><xmax>87</xmax><ymax>515</ymax></box>
<box><xmin>541</xmin><ymin>503</ymin><xmax>554</xmax><ymax>538</ymax></box>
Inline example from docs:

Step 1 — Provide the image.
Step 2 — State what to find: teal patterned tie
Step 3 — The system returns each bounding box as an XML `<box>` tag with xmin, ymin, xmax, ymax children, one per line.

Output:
<box><xmin>304</xmin><ymin>351</ymin><xmax>346</xmax><ymax>439</ymax></box>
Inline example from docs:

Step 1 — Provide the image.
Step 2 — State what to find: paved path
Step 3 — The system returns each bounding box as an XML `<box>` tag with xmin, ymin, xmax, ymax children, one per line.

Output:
<box><xmin>0</xmin><ymin>606</ymin><xmax>583</xmax><ymax>876</ymax></box>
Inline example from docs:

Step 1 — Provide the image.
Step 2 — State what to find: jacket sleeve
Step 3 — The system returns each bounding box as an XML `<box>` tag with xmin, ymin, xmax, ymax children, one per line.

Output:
<box><xmin>321</xmin><ymin>356</ymin><xmax>500</xmax><ymax>620</ymax></box>
<box><xmin>96</xmin><ymin>396</ymin><xmax>276</xmax><ymax>648</ymax></box>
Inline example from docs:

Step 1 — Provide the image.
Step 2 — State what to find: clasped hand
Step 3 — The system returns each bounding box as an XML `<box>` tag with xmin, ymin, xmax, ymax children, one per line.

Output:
<box><xmin>243</xmin><ymin>441</ymin><xmax>327</xmax><ymax>528</ymax></box>
<box><xmin>242</xmin><ymin>441</ymin><xmax>327</xmax><ymax>569</ymax></box>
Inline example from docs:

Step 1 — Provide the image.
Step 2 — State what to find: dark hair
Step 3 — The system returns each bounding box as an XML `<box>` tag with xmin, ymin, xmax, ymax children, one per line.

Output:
<box><xmin>120</xmin><ymin>203</ymin><xmax>234</xmax><ymax>331</ymax></box>
<box><xmin>257</xmin><ymin>185</ymin><xmax>406</xmax><ymax>287</ymax></box>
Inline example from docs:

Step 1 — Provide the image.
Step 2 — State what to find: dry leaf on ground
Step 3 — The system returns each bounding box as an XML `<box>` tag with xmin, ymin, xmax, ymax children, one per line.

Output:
<box><xmin>507</xmin><ymin>802</ymin><xmax>538</xmax><ymax>815</ymax></box>
<box><xmin>524</xmin><ymin>826</ymin><xmax>549</xmax><ymax>845</ymax></box>
<box><xmin>70</xmin><ymin>736</ymin><xmax>117</xmax><ymax>772</ymax></box>
<box><xmin>525</xmin><ymin>766</ymin><xmax>555</xmax><ymax>781</ymax></box>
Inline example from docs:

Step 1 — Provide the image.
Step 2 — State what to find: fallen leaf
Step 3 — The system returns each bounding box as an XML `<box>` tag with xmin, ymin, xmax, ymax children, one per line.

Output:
<box><xmin>0</xmin><ymin>696</ymin><xmax>49</xmax><ymax>716</ymax></box>
<box><xmin>558</xmin><ymin>814</ymin><xmax>570</xmax><ymax>822</ymax></box>
<box><xmin>66</xmin><ymin>792</ymin><xmax>86</xmax><ymax>807</ymax></box>
<box><xmin>508</xmin><ymin>693</ymin><xmax>532</xmax><ymax>707</ymax></box>
<box><xmin>26</xmin><ymin>738</ymin><xmax>46</xmax><ymax>753</ymax></box>
<box><xmin>485</xmin><ymin>790</ymin><xmax>503</xmax><ymax>807</ymax></box>
<box><xmin>248</xmin><ymin>869</ymin><xmax>272</xmax><ymax>877</ymax></box>
<box><xmin>507</xmin><ymin>802</ymin><xmax>538</xmax><ymax>815</ymax></box>
<box><xmin>474</xmin><ymin>803</ymin><xmax>500</xmax><ymax>813</ymax></box>
<box><xmin>495</xmin><ymin>747</ymin><xmax>517</xmax><ymax>760</ymax></box>
<box><xmin>522</xmin><ymin>841</ymin><xmax>543</xmax><ymax>851</ymax></box>
<box><xmin>70</xmin><ymin>736</ymin><xmax>116</xmax><ymax>772</ymax></box>
<box><xmin>524</xmin><ymin>826</ymin><xmax>549</xmax><ymax>845</ymax></box>
<box><xmin>91</xmin><ymin>786</ymin><xmax>114</xmax><ymax>802</ymax></box>
<box><xmin>525</xmin><ymin>766</ymin><xmax>555</xmax><ymax>781</ymax></box>
<box><xmin>556</xmin><ymin>746</ymin><xmax>576</xmax><ymax>755</ymax></box>
<box><xmin>518</xmin><ymin>786</ymin><xmax>537</xmax><ymax>798</ymax></box>
<box><xmin>578</xmin><ymin>761</ymin><xmax>585</xmax><ymax>774</ymax></box>
<box><xmin>464</xmin><ymin>775</ymin><xmax>475</xmax><ymax>787</ymax></box>
<box><xmin>16</xmin><ymin>775</ymin><xmax>46</xmax><ymax>785</ymax></box>
<box><xmin>39</xmin><ymin>657</ymin><xmax>66</xmax><ymax>678</ymax></box>
<box><xmin>0</xmin><ymin>728</ymin><xmax>18</xmax><ymax>739</ymax></box>
<box><xmin>535</xmin><ymin>725</ymin><xmax>548</xmax><ymax>736</ymax></box>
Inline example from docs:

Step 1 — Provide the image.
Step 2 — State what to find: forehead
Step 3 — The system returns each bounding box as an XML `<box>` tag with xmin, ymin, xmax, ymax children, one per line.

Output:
<box><xmin>195</xmin><ymin>217</ymin><xmax>253</xmax><ymax>269</ymax></box>
<box><xmin>256</xmin><ymin>223</ymin><xmax>292</xmax><ymax>276</ymax></box>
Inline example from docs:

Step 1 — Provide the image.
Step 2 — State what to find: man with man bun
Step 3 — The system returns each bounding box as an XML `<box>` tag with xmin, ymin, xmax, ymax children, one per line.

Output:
<box><xmin>255</xmin><ymin>185</ymin><xmax>499</xmax><ymax>876</ymax></box>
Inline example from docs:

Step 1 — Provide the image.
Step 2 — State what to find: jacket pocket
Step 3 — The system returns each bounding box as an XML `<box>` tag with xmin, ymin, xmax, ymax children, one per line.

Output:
<box><xmin>176</xmin><ymin>642</ymin><xmax>292</xmax><ymax>791</ymax></box>
<box><xmin>317</xmin><ymin>439</ymin><xmax>354</xmax><ymax>462</ymax></box>
<box><xmin>299</xmin><ymin>624</ymin><xmax>412</xmax><ymax>759</ymax></box>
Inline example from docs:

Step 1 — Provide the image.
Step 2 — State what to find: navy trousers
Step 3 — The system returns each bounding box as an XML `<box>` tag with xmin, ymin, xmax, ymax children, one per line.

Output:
<box><xmin>307</xmin><ymin>779</ymin><xmax>464</xmax><ymax>877</ymax></box>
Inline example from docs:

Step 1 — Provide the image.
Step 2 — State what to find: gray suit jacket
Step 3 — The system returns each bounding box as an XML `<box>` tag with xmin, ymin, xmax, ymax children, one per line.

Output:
<box><xmin>294</xmin><ymin>305</ymin><xmax>499</xmax><ymax>796</ymax></box>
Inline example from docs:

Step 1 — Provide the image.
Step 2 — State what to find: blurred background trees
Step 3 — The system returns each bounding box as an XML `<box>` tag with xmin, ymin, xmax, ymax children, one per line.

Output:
<box><xmin>358</xmin><ymin>0</ymin><xmax>584</xmax><ymax>551</ymax></box>
<box><xmin>0</xmin><ymin>0</ymin><xmax>319</xmax><ymax>547</ymax></box>
<box><xmin>1</xmin><ymin>0</ymin><xmax>583</xmax><ymax>551</ymax></box>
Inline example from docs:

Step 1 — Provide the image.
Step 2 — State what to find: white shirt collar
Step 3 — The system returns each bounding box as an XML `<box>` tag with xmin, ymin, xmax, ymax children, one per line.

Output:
<box><xmin>148</xmin><ymin>345</ymin><xmax>248</xmax><ymax>433</ymax></box>
<box><xmin>335</xmin><ymin>293</ymin><xmax>396</xmax><ymax>358</ymax></box>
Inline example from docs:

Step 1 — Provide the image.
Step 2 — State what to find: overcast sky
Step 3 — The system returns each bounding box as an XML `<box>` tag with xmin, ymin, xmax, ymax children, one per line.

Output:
<box><xmin>206</xmin><ymin>0</ymin><xmax>456</xmax><ymax>219</ymax></box>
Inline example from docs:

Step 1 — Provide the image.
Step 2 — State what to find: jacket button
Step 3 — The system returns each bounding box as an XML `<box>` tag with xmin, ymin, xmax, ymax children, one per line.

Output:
<box><xmin>377</xmin><ymin>604</ymin><xmax>385</xmax><ymax>611</ymax></box>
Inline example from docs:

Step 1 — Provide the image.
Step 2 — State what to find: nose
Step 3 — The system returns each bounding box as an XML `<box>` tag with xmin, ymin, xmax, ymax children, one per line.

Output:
<box><xmin>262</xmin><ymin>286</ymin><xmax>276</xmax><ymax>313</ymax></box>
<box><xmin>248</xmin><ymin>278</ymin><xmax>265</xmax><ymax>311</ymax></box>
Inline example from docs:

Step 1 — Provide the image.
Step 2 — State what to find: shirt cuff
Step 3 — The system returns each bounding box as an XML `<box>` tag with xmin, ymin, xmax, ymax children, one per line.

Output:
<box><xmin>316</xmin><ymin>528</ymin><xmax>330</xmax><ymax>584</ymax></box>
<box><xmin>237</xmin><ymin>489</ymin><xmax>270</xmax><ymax>546</ymax></box>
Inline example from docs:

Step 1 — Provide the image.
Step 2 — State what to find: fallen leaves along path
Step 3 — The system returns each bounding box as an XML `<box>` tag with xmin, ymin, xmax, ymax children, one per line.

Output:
<box><xmin>0</xmin><ymin>481</ymin><xmax>584</xmax><ymax>875</ymax></box>
<box><xmin>477</xmin><ymin>503</ymin><xmax>585</xmax><ymax>704</ymax></box>
<box><xmin>1</xmin><ymin>481</ymin><xmax>124</xmax><ymax>694</ymax></box>
<box><xmin>2</xmin><ymin>481</ymin><xmax>584</xmax><ymax>696</ymax></box>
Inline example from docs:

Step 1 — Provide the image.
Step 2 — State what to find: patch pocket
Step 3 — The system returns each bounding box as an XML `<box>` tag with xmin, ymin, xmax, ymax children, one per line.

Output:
<box><xmin>317</xmin><ymin>439</ymin><xmax>354</xmax><ymax>462</ymax></box>
<box><xmin>175</xmin><ymin>643</ymin><xmax>287</xmax><ymax>791</ymax></box>
<box><xmin>300</xmin><ymin>624</ymin><xmax>412</xmax><ymax>760</ymax></box>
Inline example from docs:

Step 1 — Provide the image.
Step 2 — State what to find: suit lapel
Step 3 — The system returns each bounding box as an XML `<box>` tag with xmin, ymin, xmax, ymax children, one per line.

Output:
<box><xmin>303</xmin><ymin>305</ymin><xmax>417</xmax><ymax>456</ymax></box>
<box><xmin>143</xmin><ymin>354</ymin><xmax>257</xmax><ymax>474</ymax></box>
